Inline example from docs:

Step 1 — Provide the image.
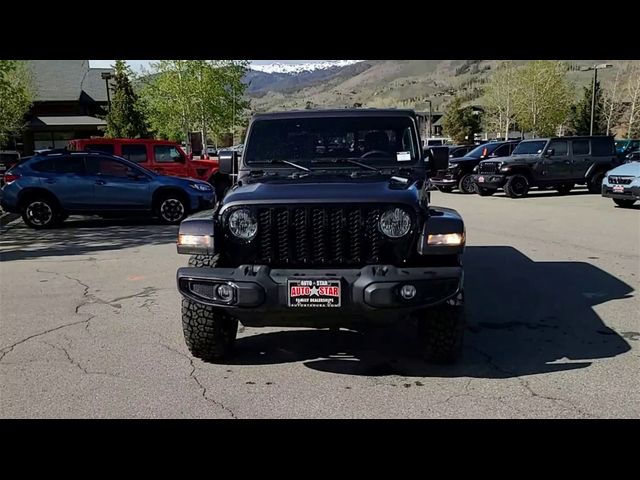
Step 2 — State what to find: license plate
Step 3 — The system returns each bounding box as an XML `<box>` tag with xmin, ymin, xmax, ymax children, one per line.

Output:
<box><xmin>478</xmin><ymin>176</ymin><xmax>485</xmax><ymax>183</ymax></box>
<box><xmin>288</xmin><ymin>279</ymin><xmax>341</xmax><ymax>308</ymax></box>
<box><xmin>613</xmin><ymin>185</ymin><xmax>625</xmax><ymax>193</ymax></box>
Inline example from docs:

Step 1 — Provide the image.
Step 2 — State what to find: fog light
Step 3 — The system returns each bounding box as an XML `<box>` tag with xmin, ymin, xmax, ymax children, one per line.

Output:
<box><xmin>400</xmin><ymin>284</ymin><xmax>417</xmax><ymax>300</ymax></box>
<box><xmin>216</xmin><ymin>284</ymin><xmax>234</xmax><ymax>302</ymax></box>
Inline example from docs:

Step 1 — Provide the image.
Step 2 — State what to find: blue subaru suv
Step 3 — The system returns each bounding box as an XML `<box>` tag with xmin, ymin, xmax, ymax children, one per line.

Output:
<box><xmin>0</xmin><ymin>150</ymin><xmax>215</xmax><ymax>229</ymax></box>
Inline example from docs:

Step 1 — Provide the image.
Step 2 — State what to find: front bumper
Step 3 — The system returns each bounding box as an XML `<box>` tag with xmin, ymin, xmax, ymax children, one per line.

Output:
<box><xmin>602</xmin><ymin>184</ymin><xmax>640</xmax><ymax>200</ymax></box>
<box><xmin>472</xmin><ymin>174</ymin><xmax>506</xmax><ymax>189</ymax></box>
<box><xmin>177</xmin><ymin>264</ymin><xmax>463</xmax><ymax>327</ymax></box>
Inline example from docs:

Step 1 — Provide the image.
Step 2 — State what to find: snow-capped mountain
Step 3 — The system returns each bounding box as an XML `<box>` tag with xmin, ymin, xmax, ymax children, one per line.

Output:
<box><xmin>250</xmin><ymin>60</ymin><xmax>363</xmax><ymax>74</ymax></box>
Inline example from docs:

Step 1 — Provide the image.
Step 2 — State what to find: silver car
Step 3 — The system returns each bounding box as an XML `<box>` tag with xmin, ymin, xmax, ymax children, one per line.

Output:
<box><xmin>602</xmin><ymin>160</ymin><xmax>640</xmax><ymax>208</ymax></box>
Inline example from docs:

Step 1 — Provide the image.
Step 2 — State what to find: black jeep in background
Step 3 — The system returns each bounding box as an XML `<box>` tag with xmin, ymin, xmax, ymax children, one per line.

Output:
<box><xmin>431</xmin><ymin>140</ymin><xmax>520</xmax><ymax>194</ymax></box>
<box><xmin>175</xmin><ymin>109</ymin><xmax>467</xmax><ymax>364</ymax></box>
<box><xmin>473</xmin><ymin>136</ymin><xmax>621</xmax><ymax>198</ymax></box>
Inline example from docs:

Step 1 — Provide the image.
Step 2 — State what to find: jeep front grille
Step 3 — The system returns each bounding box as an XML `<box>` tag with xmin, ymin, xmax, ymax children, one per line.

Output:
<box><xmin>255</xmin><ymin>206</ymin><xmax>385</xmax><ymax>267</ymax></box>
<box><xmin>608</xmin><ymin>176</ymin><xmax>634</xmax><ymax>185</ymax></box>
<box><xmin>478</xmin><ymin>162</ymin><xmax>501</xmax><ymax>175</ymax></box>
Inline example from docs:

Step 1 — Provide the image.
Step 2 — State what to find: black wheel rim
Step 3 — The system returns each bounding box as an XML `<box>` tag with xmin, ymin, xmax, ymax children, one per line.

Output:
<box><xmin>512</xmin><ymin>177</ymin><xmax>527</xmax><ymax>195</ymax></box>
<box><xmin>26</xmin><ymin>201</ymin><xmax>52</xmax><ymax>226</ymax></box>
<box><xmin>160</xmin><ymin>199</ymin><xmax>185</xmax><ymax>222</ymax></box>
<box><xmin>461</xmin><ymin>175</ymin><xmax>474</xmax><ymax>193</ymax></box>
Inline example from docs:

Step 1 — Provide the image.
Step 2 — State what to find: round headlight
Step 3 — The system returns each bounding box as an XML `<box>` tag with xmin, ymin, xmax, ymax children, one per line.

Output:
<box><xmin>379</xmin><ymin>208</ymin><xmax>411</xmax><ymax>238</ymax></box>
<box><xmin>228</xmin><ymin>208</ymin><xmax>258</xmax><ymax>241</ymax></box>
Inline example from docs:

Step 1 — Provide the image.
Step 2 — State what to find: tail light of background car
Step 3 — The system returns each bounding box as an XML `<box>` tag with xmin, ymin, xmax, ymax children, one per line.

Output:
<box><xmin>3</xmin><ymin>173</ymin><xmax>20</xmax><ymax>184</ymax></box>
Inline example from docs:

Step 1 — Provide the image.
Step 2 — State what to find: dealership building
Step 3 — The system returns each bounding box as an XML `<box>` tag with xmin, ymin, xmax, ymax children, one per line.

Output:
<box><xmin>15</xmin><ymin>61</ymin><xmax>114</xmax><ymax>154</ymax></box>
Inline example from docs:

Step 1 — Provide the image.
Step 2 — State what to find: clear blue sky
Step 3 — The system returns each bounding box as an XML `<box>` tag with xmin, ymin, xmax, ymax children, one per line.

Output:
<box><xmin>89</xmin><ymin>60</ymin><xmax>331</xmax><ymax>71</ymax></box>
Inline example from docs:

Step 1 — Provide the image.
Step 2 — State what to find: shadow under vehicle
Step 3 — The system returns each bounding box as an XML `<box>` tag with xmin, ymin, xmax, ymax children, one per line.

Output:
<box><xmin>219</xmin><ymin>246</ymin><xmax>633</xmax><ymax>379</ymax></box>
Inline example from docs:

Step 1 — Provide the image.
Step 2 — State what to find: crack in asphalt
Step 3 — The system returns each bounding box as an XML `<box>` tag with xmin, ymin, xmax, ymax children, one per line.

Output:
<box><xmin>2</xmin><ymin>269</ymin><xmax>155</xmax><ymax>362</ymax></box>
<box><xmin>160</xmin><ymin>344</ymin><xmax>238</xmax><ymax>419</ymax></box>
<box><xmin>425</xmin><ymin>376</ymin><xmax>526</xmax><ymax>416</ymax></box>
<box><xmin>43</xmin><ymin>339</ymin><xmax>126</xmax><ymax>379</ymax></box>
<box><xmin>0</xmin><ymin>317</ymin><xmax>94</xmax><ymax>363</ymax></box>
<box><xmin>469</xmin><ymin>346</ymin><xmax>595</xmax><ymax>418</ymax></box>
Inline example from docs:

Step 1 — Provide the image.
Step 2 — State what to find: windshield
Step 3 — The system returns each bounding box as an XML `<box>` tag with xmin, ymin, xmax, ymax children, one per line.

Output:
<box><xmin>464</xmin><ymin>142</ymin><xmax>500</xmax><ymax>159</ymax></box>
<box><xmin>615</xmin><ymin>140</ymin><xmax>629</xmax><ymax>153</ymax></box>
<box><xmin>244</xmin><ymin>116</ymin><xmax>420</xmax><ymax>166</ymax></box>
<box><xmin>512</xmin><ymin>140</ymin><xmax>547</xmax><ymax>155</ymax></box>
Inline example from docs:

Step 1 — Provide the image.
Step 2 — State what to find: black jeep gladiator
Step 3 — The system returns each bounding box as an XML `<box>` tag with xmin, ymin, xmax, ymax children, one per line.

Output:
<box><xmin>472</xmin><ymin>136</ymin><xmax>621</xmax><ymax>198</ymax></box>
<box><xmin>175</xmin><ymin>109</ymin><xmax>466</xmax><ymax>363</ymax></box>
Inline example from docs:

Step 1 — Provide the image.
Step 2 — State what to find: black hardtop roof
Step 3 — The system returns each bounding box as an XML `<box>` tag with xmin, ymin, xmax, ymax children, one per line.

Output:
<box><xmin>251</xmin><ymin>108</ymin><xmax>417</xmax><ymax>121</ymax></box>
<box><xmin>520</xmin><ymin>136</ymin><xmax>614</xmax><ymax>142</ymax></box>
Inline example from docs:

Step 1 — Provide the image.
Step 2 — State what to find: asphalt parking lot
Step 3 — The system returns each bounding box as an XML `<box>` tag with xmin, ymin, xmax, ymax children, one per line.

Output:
<box><xmin>1</xmin><ymin>188</ymin><xmax>638</xmax><ymax>418</ymax></box>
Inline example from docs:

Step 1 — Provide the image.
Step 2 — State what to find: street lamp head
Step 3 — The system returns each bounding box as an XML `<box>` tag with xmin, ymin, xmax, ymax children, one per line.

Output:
<box><xmin>595</xmin><ymin>63</ymin><xmax>613</xmax><ymax>69</ymax></box>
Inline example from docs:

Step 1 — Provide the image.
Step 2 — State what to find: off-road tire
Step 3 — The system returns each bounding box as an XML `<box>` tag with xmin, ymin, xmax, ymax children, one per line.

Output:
<box><xmin>613</xmin><ymin>199</ymin><xmax>636</xmax><ymax>208</ymax></box>
<box><xmin>477</xmin><ymin>187</ymin><xmax>496</xmax><ymax>196</ymax></box>
<box><xmin>504</xmin><ymin>174</ymin><xmax>530</xmax><ymax>198</ymax></box>
<box><xmin>588</xmin><ymin>171</ymin><xmax>605</xmax><ymax>194</ymax></box>
<box><xmin>437</xmin><ymin>185</ymin><xmax>454</xmax><ymax>193</ymax></box>
<box><xmin>181</xmin><ymin>298</ymin><xmax>238</xmax><ymax>362</ymax></box>
<box><xmin>416</xmin><ymin>294</ymin><xmax>466</xmax><ymax>364</ymax></box>
<box><xmin>458</xmin><ymin>173</ymin><xmax>476</xmax><ymax>194</ymax></box>
<box><xmin>556</xmin><ymin>183</ymin><xmax>574</xmax><ymax>195</ymax></box>
<box><xmin>188</xmin><ymin>254</ymin><xmax>218</xmax><ymax>268</ymax></box>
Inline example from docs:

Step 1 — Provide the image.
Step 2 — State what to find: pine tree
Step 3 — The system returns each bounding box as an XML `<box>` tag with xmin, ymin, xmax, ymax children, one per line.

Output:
<box><xmin>568</xmin><ymin>80</ymin><xmax>605</xmax><ymax>135</ymax></box>
<box><xmin>442</xmin><ymin>96</ymin><xmax>481</xmax><ymax>144</ymax></box>
<box><xmin>105</xmin><ymin>60</ymin><xmax>149</xmax><ymax>138</ymax></box>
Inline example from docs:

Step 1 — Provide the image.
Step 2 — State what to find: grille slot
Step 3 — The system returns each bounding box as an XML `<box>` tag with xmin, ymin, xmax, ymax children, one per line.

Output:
<box><xmin>608</xmin><ymin>176</ymin><xmax>633</xmax><ymax>185</ymax></box>
<box><xmin>478</xmin><ymin>162</ymin><xmax>501</xmax><ymax>175</ymax></box>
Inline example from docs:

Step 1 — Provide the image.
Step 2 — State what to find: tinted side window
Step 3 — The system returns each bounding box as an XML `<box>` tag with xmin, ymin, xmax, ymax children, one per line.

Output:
<box><xmin>573</xmin><ymin>140</ymin><xmax>590</xmax><ymax>155</ymax></box>
<box><xmin>30</xmin><ymin>159</ymin><xmax>55</xmax><ymax>173</ymax></box>
<box><xmin>53</xmin><ymin>157</ymin><xmax>86</xmax><ymax>174</ymax></box>
<box><xmin>86</xmin><ymin>157</ymin><xmax>135</xmax><ymax>178</ymax></box>
<box><xmin>86</xmin><ymin>144</ymin><xmax>115</xmax><ymax>155</ymax></box>
<box><xmin>493</xmin><ymin>144</ymin><xmax>511</xmax><ymax>157</ymax></box>
<box><xmin>591</xmin><ymin>138</ymin><xmax>614</xmax><ymax>156</ymax></box>
<box><xmin>549</xmin><ymin>140</ymin><xmax>568</xmax><ymax>156</ymax></box>
<box><xmin>154</xmin><ymin>145</ymin><xmax>182</xmax><ymax>163</ymax></box>
<box><xmin>121</xmin><ymin>144</ymin><xmax>148</xmax><ymax>163</ymax></box>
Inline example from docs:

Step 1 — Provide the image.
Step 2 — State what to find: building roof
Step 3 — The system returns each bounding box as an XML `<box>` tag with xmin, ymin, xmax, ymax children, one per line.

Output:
<box><xmin>82</xmin><ymin>68</ymin><xmax>113</xmax><ymax>102</ymax></box>
<box><xmin>31</xmin><ymin>116</ymin><xmax>107</xmax><ymax>127</ymax></box>
<box><xmin>28</xmin><ymin>61</ymin><xmax>114</xmax><ymax>103</ymax></box>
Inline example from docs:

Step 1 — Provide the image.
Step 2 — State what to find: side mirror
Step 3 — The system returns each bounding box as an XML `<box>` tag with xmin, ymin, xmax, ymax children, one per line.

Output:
<box><xmin>426</xmin><ymin>146</ymin><xmax>449</xmax><ymax>174</ymax></box>
<box><xmin>218</xmin><ymin>150</ymin><xmax>238</xmax><ymax>175</ymax></box>
<box><xmin>544</xmin><ymin>149</ymin><xmax>554</xmax><ymax>157</ymax></box>
<box><xmin>174</xmin><ymin>155</ymin><xmax>186</xmax><ymax>164</ymax></box>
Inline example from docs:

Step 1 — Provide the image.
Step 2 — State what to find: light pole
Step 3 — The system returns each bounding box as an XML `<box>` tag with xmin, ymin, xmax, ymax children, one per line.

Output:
<box><xmin>425</xmin><ymin>100</ymin><xmax>433</xmax><ymax>138</ymax></box>
<box><xmin>101</xmin><ymin>72</ymin><xmax>113</xmax><ymax>111</ymax></box>
<box><xmin>580</xmin><ymin>64</ymin><xmax>612</xmax><ymax>135</ymax></box>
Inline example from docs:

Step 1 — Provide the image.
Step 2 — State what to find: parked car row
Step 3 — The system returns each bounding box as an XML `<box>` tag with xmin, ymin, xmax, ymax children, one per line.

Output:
<box><xmin>431</xmin><ymin>135</ymin><xmax>639</xmax><ymax>207</ymax></box>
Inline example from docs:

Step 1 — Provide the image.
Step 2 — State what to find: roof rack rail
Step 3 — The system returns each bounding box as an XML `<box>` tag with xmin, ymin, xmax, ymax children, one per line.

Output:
<box><xmin>39</xmin><ymin>148</ymin><xmax>70</xmax><ymax>156</ymax></box>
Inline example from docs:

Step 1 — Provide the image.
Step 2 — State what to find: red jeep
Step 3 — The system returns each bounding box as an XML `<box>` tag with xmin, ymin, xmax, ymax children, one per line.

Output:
<box><xmin>68</xmin><ymin>138</ymin><xmax>231</xmax><ymax>198</ymax></box>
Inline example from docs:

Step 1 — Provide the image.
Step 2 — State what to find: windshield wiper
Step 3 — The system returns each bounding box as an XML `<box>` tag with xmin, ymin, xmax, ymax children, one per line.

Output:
<box><xmin>253</xmin><ymin>159</ymin><xmax>311</xmax><ymax>172</ymax></box>
<box><xmin>311</xmin><ymin>157</ymin><xmax>381</xmax><ymax>173</ymax></box>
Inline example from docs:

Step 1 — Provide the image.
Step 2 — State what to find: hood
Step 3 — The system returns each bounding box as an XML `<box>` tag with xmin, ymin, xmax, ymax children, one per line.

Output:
<box><xmin>492</xmin><ymin>154</ymin><xmax>540</xmax><ymax>164</ymax></box>
<box><xmin>607</xmin><ymin>161</ymin><xmax>640</xmax><ymax>176</ymax></box>
<box><xmin>158</xmin><ymin>174</ymin><xmax>210</xmax><ymax>186</ymax></box>
<box><xmin>221</xmin><ymin>176</ymin><xmax>421</xmax><ymax>210</ymax></box>
<box><xmin>449</xmin><ymin>155</ymin><xmax>482</xmax><ymax>164</ymax></box>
